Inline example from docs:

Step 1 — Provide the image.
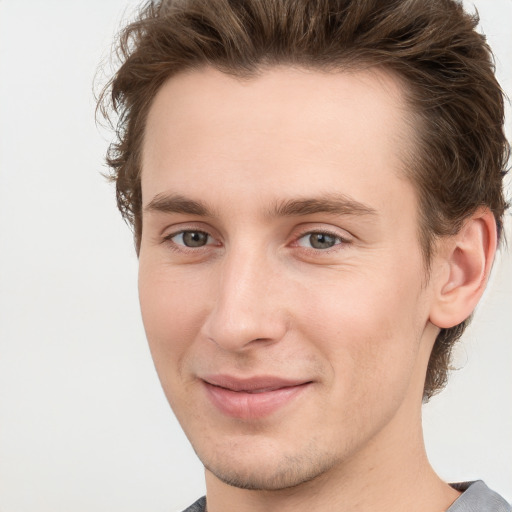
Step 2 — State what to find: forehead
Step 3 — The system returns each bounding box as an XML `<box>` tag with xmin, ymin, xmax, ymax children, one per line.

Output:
<box><xmin>141</xmin><ymin>66</ymin><xmax>415</xmax><ymax>217</ymax></box>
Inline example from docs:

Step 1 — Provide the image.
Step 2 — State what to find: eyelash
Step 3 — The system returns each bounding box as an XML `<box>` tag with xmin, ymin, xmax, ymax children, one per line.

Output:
<box><xmin>294</xmin><ymin>229</ymin><xmax>351</xmax><ymax>252</ymax></box>
<box><xmin>161</xmin><ymin>228</ymin><xmax>351</xmax><ymax>253</ymax></box>
<box><xmin>162</xmin><ymin>229</ymin><xmax>217</xmax><ymax>252</ymax></box>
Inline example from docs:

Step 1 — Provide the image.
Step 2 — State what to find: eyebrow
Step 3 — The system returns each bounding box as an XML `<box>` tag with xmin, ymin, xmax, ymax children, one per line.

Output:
<box><xmin>144</xmin><ymin>192</ymin><xmax>377</xmax><ymax>219</ymax></box>
<box><xmin>144</xmin><ymin>193</ymin><xmax>216</xmax><ymax>217</ymax></box>
<box><xmin>268</xmin><ymin>194</ymin><xmax>377</xmax><ymax>218</ymax></box>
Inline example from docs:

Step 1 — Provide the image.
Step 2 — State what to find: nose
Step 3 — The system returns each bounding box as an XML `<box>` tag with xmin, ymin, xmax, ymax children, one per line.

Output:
<box><xmin>200</xmin><ymin>248</ymin><xmax>288</xmax><ymax>352</ymax></box>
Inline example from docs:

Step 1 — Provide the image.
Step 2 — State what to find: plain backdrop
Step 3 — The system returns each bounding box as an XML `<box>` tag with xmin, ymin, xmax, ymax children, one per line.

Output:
<box><xmin>0</xmin><ymin>1</ymin><xmax>510</xmax><ymax>511</ymax></box>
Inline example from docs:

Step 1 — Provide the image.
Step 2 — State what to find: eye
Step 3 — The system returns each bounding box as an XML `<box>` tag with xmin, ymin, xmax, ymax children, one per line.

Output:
<box><xmin>296</xmin><ymin>231</ymin><xmax>345</xmax><ymax>250</ymax></box>
<box><xmin>168</xmin><ymin>230</ymin><xmax>214</xmax><ymax>248</ymax></box>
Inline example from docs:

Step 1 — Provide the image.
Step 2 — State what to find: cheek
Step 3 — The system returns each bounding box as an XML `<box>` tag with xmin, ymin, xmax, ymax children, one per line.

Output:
<box><xmin>295</xmin><ymin>268</ymin><xmax>426</xmax><ymax>397</ymax></box>
<box><xmin>138</xmin><ymin>262</ymin><xmax>208</xmax><ymax>372</ymax></box>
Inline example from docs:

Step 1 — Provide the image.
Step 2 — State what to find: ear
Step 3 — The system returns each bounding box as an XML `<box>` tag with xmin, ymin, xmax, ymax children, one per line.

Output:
<box><xmin>429</xmin><ymin>208</ymin><xmax>498</xmax><ymax>329</ymax></box>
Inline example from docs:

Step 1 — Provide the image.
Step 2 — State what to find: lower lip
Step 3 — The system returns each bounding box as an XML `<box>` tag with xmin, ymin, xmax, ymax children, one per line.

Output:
<box><xmin>203</xmin><ymin>381</ymin><xmax>310</xmax><ymax>420</ymax></box>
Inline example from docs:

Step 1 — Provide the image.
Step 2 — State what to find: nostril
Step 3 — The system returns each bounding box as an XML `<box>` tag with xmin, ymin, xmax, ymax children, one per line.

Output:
<box><xmin>207</xmin><ymin>336</ymin><xmax>273</xmax><ymax>349</ymax></box>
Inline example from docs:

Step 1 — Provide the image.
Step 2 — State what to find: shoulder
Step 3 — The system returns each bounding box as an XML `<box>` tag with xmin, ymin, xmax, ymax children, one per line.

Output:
<box><xmin>448</xmin><ymin>481</ymin><xmax>511</xmax><ymax>512</ymax></box>
<box><xmin>181</xmin><ymin>496</ymin><xmax>206</xmax><ymax>512</ymax></box>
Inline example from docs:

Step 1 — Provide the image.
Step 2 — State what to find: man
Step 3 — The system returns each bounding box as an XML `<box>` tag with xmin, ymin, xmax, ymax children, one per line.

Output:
<box><xmin>99</xmin><ymin>0</ymin><xmax>510</xmax><ymax>510</ymax></box>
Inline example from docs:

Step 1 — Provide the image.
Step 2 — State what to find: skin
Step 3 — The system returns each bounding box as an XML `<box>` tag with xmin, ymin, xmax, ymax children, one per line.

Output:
<box><xmin>138</xmin><ymin>66</ymin><xmax>493</xmax><ymax>512</ymax></box>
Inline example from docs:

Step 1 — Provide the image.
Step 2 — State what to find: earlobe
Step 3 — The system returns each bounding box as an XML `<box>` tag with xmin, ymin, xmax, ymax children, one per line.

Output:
<box><xmin>429</xmin><ymin>208</ymin><xmax>497</xmax><ymax>329</ymax></box>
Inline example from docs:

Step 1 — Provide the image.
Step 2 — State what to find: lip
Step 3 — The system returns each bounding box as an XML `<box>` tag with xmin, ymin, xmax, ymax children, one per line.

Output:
<box><xmin>201</xmin><ymin>375</ymin><xmax>312</xmax><ymax>420</ymax></box>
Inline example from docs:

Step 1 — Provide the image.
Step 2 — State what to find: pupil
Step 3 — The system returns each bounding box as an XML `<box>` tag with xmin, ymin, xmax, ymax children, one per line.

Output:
<box><xmin>310</xmin><ymin>233</ymin><xmax>336</xmax><ymax>249</ymax></box>
<box><xmin>183</xmin><ymin>231</ymin><xmax>207</xmax><ymax>247</ymax></box>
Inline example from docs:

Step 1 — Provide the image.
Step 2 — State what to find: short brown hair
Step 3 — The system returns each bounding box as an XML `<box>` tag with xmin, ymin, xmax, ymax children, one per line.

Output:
<box><xmin>98</xmin><ymin>0</ymin><xmax>509</xmax><ymax>400</ymax></box>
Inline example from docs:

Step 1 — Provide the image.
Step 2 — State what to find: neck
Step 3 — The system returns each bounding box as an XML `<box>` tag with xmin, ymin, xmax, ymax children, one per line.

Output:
<box><xmin>204</xmin><ymin>397</ymin><xmax>459</xmax><ymax>512</ymax></box>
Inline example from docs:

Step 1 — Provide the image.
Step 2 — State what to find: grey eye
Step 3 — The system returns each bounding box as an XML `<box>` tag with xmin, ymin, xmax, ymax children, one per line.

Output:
<box><xmin>173</xmin><ymin>231</ymin><xmax>211</xmax><ymax>247</ymax></box>
<box><xmin>298</xmin><ymin>232</ymin><xmax>341</xmax><ymax>249</ymax></box>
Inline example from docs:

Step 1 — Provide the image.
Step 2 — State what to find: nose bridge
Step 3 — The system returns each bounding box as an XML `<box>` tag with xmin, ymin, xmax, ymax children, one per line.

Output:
<box><xmin>202</xmin><ymin>243</ymin><xmax>286</xmax><ymax>351</ymax></box>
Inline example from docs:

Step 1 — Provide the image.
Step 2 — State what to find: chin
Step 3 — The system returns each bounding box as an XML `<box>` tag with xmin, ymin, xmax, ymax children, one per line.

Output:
<box><xmin>200</xmin><ymin>443</ymin><xmax>341</xmax><ymax>491</ymax></box>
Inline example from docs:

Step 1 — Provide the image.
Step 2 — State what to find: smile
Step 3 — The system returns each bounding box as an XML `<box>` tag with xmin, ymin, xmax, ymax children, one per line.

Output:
<box><xmin>201</xmin><ymin>375</ymin><xmax>312</xmax><ymax>420</ymax></box>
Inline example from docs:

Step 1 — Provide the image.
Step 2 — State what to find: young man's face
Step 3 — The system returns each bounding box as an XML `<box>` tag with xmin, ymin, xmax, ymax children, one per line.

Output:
<box><xmin>138</xmin><ymin>67</ymin><xmax>441</xmax><ymax>490</ymax></box>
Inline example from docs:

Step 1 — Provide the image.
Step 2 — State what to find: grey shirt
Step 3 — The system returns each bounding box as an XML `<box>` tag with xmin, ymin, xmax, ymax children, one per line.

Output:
<box><xmin>448</xmin><ymin>481</ymin><xmax>511</xmax><ymax>512</ymax></box>
<box><xmin>181</xmin><ymin>481</ymin><xmax>511</xmax><ymax>512</ymax></box>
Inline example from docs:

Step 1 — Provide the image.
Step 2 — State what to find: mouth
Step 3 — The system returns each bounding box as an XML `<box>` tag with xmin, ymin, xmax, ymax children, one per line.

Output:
<box><xmin>201</xmin><ymin>375</ymin><xmax>312</xmax><ymax>420</ymax></box>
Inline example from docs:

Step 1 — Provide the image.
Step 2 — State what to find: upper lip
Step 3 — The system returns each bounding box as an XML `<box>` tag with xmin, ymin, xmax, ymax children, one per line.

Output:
<box><xmin>202</xmin><ymin>375</ymin><xmax>311</xmax><ymax>392</ymax></box>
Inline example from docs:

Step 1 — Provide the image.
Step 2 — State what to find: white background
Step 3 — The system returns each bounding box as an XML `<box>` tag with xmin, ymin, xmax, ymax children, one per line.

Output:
<box><xmin>0</xmin><ymin>1</ymin><xmax>510</xmax><ymax>511</ymax></box>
